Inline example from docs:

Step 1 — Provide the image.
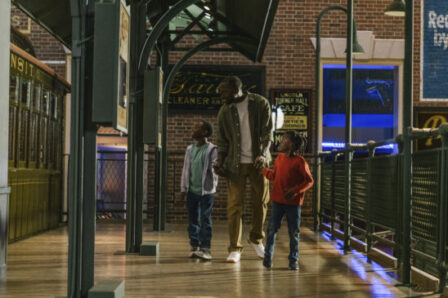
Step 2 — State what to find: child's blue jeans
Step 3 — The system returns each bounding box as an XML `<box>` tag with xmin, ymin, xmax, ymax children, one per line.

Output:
<box><xmin>187</xmin><ymin>192</ymin><xmax>214</xmax><ymax>248</ymax></box>
<box><xmin>264</xmin><ymin>201</ymin><xmax>302</xmax><ymax>263</ymax></box>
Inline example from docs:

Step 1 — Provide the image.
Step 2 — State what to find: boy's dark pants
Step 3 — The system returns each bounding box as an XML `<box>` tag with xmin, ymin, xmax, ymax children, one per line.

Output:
<box><xmin>265</xmin><ymin>201</ymin><xmax>302</xmax><ymax>263</ymax></box>
<box><xmin>187</xmin><ymin>192</ymin><xmax>214</xmax><ymax>248</ymax></box>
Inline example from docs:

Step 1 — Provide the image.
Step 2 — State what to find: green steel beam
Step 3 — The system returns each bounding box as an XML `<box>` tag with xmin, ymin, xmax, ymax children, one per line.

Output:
<box><xmin>401</xmin><ymin>0</ymin><xmax>414</xmax><ymax>285</ymax></box>
<box><xmin>344</xmin><ymin>0</ymin><xmax>354</xmax><ymax>251</ymax></box>
<box><xmin>314</xmin><ymin>5</ymin><xmax>347</xmax><ymax>232</ymax></box>
<box><xmin>255</xmin><ymin>0</ymin><xmax>280</xmax><ymax>62</ymax></box>
<box><xmin>68</xmin><ymin>0</ymin><xmax>96</xmax><ymax>297</ymax></box>
<box><xmin>126</xmin><ymin>0</ymin><xmax>146</xmax><ymax>253</ymax></box>
<box><xmin>138</xmin><ymin>0</ymin><xmax>201</xmax><ymax>73</ymax></box>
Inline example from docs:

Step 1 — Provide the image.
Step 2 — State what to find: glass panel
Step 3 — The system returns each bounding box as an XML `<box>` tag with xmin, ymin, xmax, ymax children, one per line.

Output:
<box><xmin>39</xmin><ymin>117</ymin><xmax>47</xmax><ymax>166</ymax></box>
<box><xmin>20</xmin><ymin>80</ymin><xmax>31</xmax><ymax>106</ymax></box>
<box><xmin>42</xmin><ymin>90</ymin><xmax>50</xmax><ymax>115</ymax></box>
<box><xmin>9</xmin><ymin>75</ymin><xmax>18</xmax><ymax>102</ymax></box>
<box><xmin>322</xmin><ymin>64</ymin><xmax>398</xmax><ymax>154</ymax></box>
<box><xmin>18</xmin><ymin>109</ymin><xmax>29</xmax><ymax>161</ymax></box>
<box><xmin>50</xmin><ymin>93</ymin><xmax>57</xmax><ymax>119</ymax></box>
<box><xmin>8</xmin><ymin>106</ymin><xmax>16</xmax><ymax>161</ymax></box>
<box><xmin>29</xmin><ymin>113</ymin><xmax>39</xmax><ymax>162</ymax></box>
<box><xmin>33</xmin><ymin>84</ymin><xmax>41</xmax><ymax>111</ymax></box>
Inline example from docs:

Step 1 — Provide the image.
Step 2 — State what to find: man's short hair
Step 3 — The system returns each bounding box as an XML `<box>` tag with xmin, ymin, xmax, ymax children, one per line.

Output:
<box><xmin>202</xmin><ymin>121</ymin><xmax>213</xmax><ymax>137</ymax></box>
<box><xmin>220</xmin><ymin>75</ymin><xmax>242</xmax><ymax>90</ymax></box>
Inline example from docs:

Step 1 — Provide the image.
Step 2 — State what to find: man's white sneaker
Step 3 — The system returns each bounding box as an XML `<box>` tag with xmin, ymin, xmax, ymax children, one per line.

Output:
<box><xmin>248</xmin><ymin>240</ymin><xmax>265</xmax><ymax>259</ymax></box>
<box><xmin>226</xmin><ymin>251</ymin><xmax>241</xmax><ymax>263</ymax></box>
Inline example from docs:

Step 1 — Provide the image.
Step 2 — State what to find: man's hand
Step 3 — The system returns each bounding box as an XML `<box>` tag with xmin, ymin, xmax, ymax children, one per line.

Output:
<box><xmin>180</xmin><ymin>192</ymin><xmax>187</xmax><ymax>201</ymax></box>
<box><xmin>254</xmin><ymin>155</ymin><xmax>266</xmax><ymax>169</ymax></box>
<box><xmin>284</xmin><ymin>189</ymin><xmax>295</xmax><ymax>201</ymax></box>
<box><xmin>213</xmin><ymin>161</ymin><xmax>226</xmax><ymax>177</ymax></box>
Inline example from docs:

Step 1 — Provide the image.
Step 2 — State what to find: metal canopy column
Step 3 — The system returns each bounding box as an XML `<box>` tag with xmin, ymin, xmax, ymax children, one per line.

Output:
<box><xmin>401</xmin><ymin>0</ymin><xmax>414</xmax><ymax>285</ymax></box>
<box><xmin>68</xmin><ymin>0</ymin><xmax>97</xmax><ymax>297</ymax></box>
<box><xmin>126</xmin><ymin>0</ymin><xmax>146</xmax><ymax>253</ymax></box>
<box><xmin>343</xmin><ymin>0</ymin><xmax>354</xmax><ymax>251</ymax></box>
<box><xmin>0</xmin><ymin>0</ymin><xmax>11</xmax><ymax>280</ymax></box>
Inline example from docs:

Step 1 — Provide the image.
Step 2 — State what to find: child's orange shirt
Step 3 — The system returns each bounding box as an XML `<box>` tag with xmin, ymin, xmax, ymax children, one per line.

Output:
<box><xmin>262</xmin><ymin>153</ymin><xmax>314</xmax><ymax>206</ymax></box>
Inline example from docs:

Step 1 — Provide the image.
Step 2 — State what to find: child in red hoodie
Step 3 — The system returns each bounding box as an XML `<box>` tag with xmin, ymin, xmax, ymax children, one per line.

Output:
<box><xmin>262</xmin><ymin>131</ymin><xmax>313</xmax><ymax>270</ymax></box>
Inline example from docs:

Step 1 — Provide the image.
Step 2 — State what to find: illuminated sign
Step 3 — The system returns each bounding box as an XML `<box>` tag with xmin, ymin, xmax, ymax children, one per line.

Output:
<box><xmin>271</xmin><ymin>89</ymin><xmax>311</xmax><ymax>152</ymax></box>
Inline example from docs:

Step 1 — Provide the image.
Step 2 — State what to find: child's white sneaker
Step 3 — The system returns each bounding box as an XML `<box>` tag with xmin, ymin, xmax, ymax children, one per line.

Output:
<box><xmin>248</xmin><ymin>240</ymin><xmax>265</xmax><ymax>259</ymax></box>
<box><xmin>199</xmin><ymin>248</ymin><xmax>212</xmax><ymax>260</ymax></box>
<box><xmin>226</xmin><ymin>251</ymin><xmax>241</xmax><ymax>263</ymax></box>
<box><xmin>189</xmin><ymin>246</ymin><xmax>201</xmax><ymax>258</ymax></box>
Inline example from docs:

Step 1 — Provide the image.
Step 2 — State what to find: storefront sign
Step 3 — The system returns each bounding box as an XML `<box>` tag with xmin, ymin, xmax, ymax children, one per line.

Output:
<box><xmin>414</xmin><ymin>108</ymin><xmax>448</xmax><ymax>150</ymax></box>
<box><xmin>271</xmin><ymin>89</ymin><xmax>311</xmax><ymax>152</ymax></box>
<box><xmin>421</xmin><ymin>0</ymin><xmax>448</xmax><ymax>101</ymax></box>
<box><xmin>168</xmin><ymin>65</ymin><xmax>265</xmax><ymax>111</ymax></box>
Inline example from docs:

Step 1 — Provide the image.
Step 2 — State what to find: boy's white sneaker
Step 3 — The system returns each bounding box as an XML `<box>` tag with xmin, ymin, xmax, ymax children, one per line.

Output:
<box><xmin>226</xmin><ymin>251</ymin><xmax>241</xmax><ymax>263</ymax></box>
<box><xmin>248</xmin><ymin>240</ymin><xmax>265</xmax><ymax>259</ymax></box>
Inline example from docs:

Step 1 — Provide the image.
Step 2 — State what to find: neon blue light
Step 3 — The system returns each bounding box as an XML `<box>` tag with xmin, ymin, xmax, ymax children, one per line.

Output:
<box><xmin>323</xmin><ymin>114</ymin><xmax>394</xmax><ymax>128</ymax></box>
<box><xmin>321</xmin><ymin>142</ymin><xmax>395</xmax><ymax>149</ymax></box>
<box><xmin>324</xmin><ymin>64</ymin><xmax>397</xmax><ymax>70</ymax></box>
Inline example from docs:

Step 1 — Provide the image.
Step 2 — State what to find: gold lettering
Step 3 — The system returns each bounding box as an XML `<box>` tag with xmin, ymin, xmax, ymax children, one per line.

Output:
<box><xmin>29</xmin><ymin>64</ymin><xmax>34</xmax><ymax>77</ymax></box>
<box><xmin>423</xmin><ymin>115</ymin><xmax>447</xmax><ymax>146</ymax></box>
<box><xmin>10</xmin><ymin>54</ymin><xmax>16</xmax><ymax>70</ymax></box>
<box><xmin>18</xmin><ymin>57</ymin><xmax>24</xmax><ymax>72</ymax></box>
<box><xmin>170</xmin><ymin>79</ymin><xmax>189</xmax><ymax>95</ymax></box>
<box><xmin>206</xmin><ymin>84</ymin><xmax>216</xmax><ymax>94</ymax></box>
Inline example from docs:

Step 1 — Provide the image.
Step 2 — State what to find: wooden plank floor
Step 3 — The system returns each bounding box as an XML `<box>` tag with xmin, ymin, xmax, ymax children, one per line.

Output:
<box><xmin>0</xmin><ymin>223</ymin><xmax>439</xmax><ymax>297</ymax></box>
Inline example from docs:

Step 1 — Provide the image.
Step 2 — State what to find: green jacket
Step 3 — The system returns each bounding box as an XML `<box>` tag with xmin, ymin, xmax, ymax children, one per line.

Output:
<box><xmin>217</xmin><ymin>92</ymin><xmax>273</xmax><ymax>177</ymax></box>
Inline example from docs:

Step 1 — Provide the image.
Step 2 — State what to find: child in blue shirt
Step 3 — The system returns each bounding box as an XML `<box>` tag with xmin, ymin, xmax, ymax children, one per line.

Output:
<box><xmin>180</xmin><ymin>120</ymin><xmax>218</xmax><ymax>260</ymax></box>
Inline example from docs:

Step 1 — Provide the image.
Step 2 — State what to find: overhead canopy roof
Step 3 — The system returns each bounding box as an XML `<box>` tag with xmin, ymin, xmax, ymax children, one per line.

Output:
<box><xmin>12</xmin><ymin>0</ymin><xmax>72</xmax><ymax>48</ymax></box>
<box><xmin>12</xmin><ymin>0</ymin><xmax>279</xmax><ymax>62</ymax></box>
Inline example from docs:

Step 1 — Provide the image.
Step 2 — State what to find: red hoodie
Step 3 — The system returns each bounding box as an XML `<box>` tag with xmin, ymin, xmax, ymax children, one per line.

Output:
<box><xmin>262</xmin><ymin>153</ymin><xmax>314</xmax><ymax>206</ymax></box>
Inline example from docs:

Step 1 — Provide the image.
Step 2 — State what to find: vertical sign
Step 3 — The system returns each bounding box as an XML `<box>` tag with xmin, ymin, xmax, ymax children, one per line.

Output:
<box><xmin>414</xmin><ymin>108</ymin><xmax>448</xmax><ymax>150</ymax></box>
<box><xmin>271</xmin><ymin>89</ymin><xmax>311</xmax><ymax>152</ymax></box>
<box><xmin>117</xmin><ymin>2</ymin><xmax>129</xmax><ymax>132</ymax></box>
<box><xmin>422</xmin><ymin>0</ymin><xmax>448</xmax><ymax>101</ymax></box>
<box><xmin>92</xmin><ymin>0</ymin><xmax>129</xmax><ymax>133</ymax></box>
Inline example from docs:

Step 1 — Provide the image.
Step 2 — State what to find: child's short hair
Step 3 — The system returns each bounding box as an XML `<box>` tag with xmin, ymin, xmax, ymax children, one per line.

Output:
<box><xmin>285</xmin><ymin>131</ymin><xmax>307</xmax><ymax>154</ymax></box>
<box><xmin>202</xmin><ymin>121</ymin><xmax>213</xmax><ymax>138</ymax></box>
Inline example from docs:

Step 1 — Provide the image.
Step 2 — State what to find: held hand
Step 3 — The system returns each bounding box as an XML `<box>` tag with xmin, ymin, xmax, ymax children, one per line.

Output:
<box><xmin>254</xmin><ymin>155</ymin><xmax>266</xmax><ymax>170</ymax></box>
<box><xmin>284</xmin><ymin>189</ymin><xmax>295</xmax><ymax>201</ymax></box>
<box><xmin>213</xmin><ymin>162</ymin><xmax>226</xmax><ymax>177</ymax></box>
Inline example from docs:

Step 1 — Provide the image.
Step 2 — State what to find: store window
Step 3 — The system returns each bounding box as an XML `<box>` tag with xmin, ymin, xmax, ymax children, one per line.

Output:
<box><xmin>322</xmin><ymin>64</ymin><xmax>399</xmax><ymax>153</ymax></box>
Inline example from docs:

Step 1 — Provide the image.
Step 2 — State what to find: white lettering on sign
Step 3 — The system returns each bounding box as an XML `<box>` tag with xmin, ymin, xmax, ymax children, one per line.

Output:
<box><xmin>428</xmin><ymin>10</ymin><xmax>448</xmax><ymax>49</ymax></box>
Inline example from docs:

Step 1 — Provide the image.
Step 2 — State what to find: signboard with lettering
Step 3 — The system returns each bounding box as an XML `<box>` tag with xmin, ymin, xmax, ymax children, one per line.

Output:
<box><xmin>271</xmin><ymin>89</ymin><xmax>311</xmax><ymax>152</ymax></box>
<box><xmin>421</xmin><ymin>0</ymin><xmax>448</xmax><ymax>101</ymax></box>
<box><xmin>168</xmin><ymin>65</ymin><xmax>265</xmax><ymax>111</ymax></box>
<box><xmin>414</xmin><ymin>107</ymin><xmax>448</xmax><ymax>150</ymax></box>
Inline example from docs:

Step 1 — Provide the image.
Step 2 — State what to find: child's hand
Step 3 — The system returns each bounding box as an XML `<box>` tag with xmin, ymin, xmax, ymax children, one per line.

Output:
<box><xmin>284</xmin><ymin>189</ymin><xmax>295</xmax><ymax>200</ymax></box>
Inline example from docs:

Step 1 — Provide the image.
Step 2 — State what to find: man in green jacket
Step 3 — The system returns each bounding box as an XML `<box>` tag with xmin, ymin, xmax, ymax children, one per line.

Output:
<box><xmin>214</xmin><ymin>76</ymin><xmax>273</xmax><ymax>263</ymax></box>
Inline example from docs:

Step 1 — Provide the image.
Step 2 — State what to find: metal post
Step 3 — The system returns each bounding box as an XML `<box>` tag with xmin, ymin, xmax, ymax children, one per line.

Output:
<box><xmin>68</xmin><ymin>0</ymin><xmax>96</xmax><ymax>296</ymax></box>
<box><xmin>438</xmin><ymin>124</ymin><xmax>448</xmax><ymax>291</ymax></box>
<box><xmin>366</xmin><ymin>141</ymin><xmax>375</xmax><ymax>253</ymax></box>
<box><xmin>343</xmin><ymin>0</ymin><xmax>354</xmax><ymax>251</ymax></box>
<box><xmin>0</xmin><ymin>0</ymin><xmax>11</xmax><ymax>279</ymax></box>
<box><xmin>401</xmin><ymin>0</ymin><xmax>414</xmax><ymax>284</ymax></box>
<box><xmin>126</xmin><ymin>0</ymin><xmax>146</xmax><ymax>253</ymax></box>
<box><xmin>159</xmin><ymin>45</ymin><xmax>169</xmax><ymax>231</ymax></box>
<box><xmin>314</xmin><ymin>5</ymin><xmax>347</xmax><ymax>233</ymax></box>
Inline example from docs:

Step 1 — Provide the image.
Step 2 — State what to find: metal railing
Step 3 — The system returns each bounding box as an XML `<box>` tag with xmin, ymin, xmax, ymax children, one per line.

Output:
<box><xmin>316</xmin><ymin>123</ymin><xmax>448</xmax><ymax>291</ymax></box>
